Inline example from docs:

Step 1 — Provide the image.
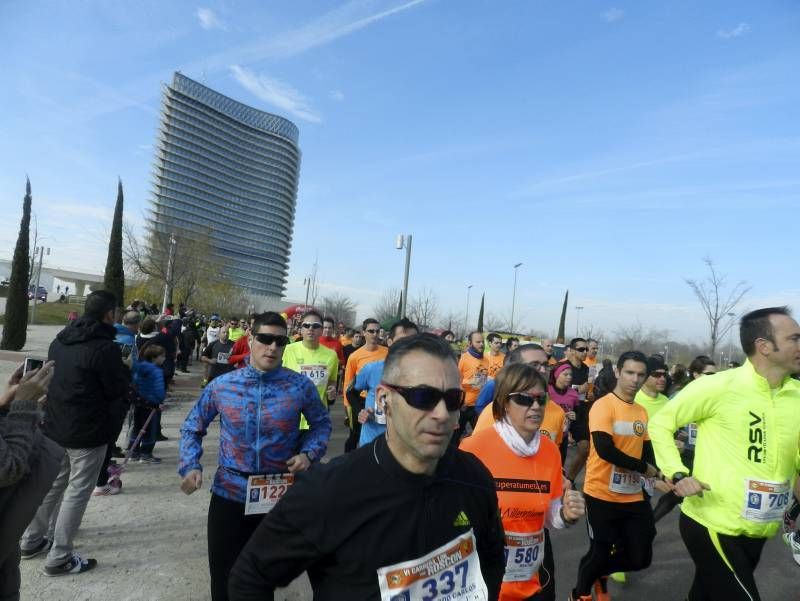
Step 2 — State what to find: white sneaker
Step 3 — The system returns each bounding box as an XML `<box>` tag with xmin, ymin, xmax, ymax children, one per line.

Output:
<box><xmin>92</xmin><ymin>484</ymin><xmax>121</xmax><ymax>496</ymax></box>
<box><xmin>783</xmin><ymin>531</ymin><xmax>800</xmax><ymax>567</ymax></box>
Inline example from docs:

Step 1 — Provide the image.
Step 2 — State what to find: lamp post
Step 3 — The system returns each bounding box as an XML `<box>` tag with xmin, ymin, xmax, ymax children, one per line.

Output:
<box><xmin>30</xmin><ymin>245</ymin><xmax>50</xmax><ymax>325</ymax></box>
<box><xmin>510</xmin><ymin>262</ymin><xmax>522</xmax><ymax>334</ymax></box>
<box><xmin>395</xmin><ymin>234</ymin><xmax>413</xmax><ymax>318</ymax></box>
<box><xmin>575</xmin><ymin>305</ymin><xmax>584</xmax><ymax>337</ymax></box>
<box><xmin>464</xmin><ymin>284</ymin><xmax>473</xmax><ymax>337</ymax></box>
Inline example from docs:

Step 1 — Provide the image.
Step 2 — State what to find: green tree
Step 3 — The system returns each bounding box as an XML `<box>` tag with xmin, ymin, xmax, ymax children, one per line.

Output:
<box><xmin>1</xmin><ymin>179</ymin><xmax>32</xmax><ymax>350</ymax></box>
<box><xmin>476</xmin><ymin>293</ymin><xmax>485</xmax><ymax>332</ymax></box>
<box><xmin>103</xmin><ymin>179</ymin><xmax>125</xmax><ymax>305</ymax></box>
<box><xmin>556</xmin><ymin>289</ymin><xmax>569</xmax><ymax>343</ymax></box>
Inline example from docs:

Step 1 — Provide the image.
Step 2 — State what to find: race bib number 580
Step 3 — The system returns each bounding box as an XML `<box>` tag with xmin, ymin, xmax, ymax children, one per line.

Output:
<box><xmin>377</xmin><ymin>530</ymin><xmax>487</xmax><ymax>601</ymax></box>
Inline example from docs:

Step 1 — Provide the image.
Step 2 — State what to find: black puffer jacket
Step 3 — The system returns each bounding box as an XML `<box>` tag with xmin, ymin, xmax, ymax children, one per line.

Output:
<box><xmin>43</xmin><ymin>317</ymin><xmax>130</xmax><ymax>448</ymax></box>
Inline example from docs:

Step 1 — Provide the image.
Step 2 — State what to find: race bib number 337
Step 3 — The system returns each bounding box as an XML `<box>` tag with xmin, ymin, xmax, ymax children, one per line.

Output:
<box><xmin>377</xmin><ymin>530</ymin><xmax>487</xmax><ymax>601</ymax></box>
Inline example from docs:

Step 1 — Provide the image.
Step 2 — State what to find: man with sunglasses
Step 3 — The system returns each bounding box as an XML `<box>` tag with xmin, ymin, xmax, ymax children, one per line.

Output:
<box><xmin>227</xmin><ymin>317</ymin><xmax>245</xmax><ymax>343</ymax></box>
<box><xmin>352</xmin><ymin>318</ymin><xmax>419</xmax><ymax>447</ymax></box>
<box><xmin>282</xmin><ymin>311</ymin><xmax>339</xmax><ymax>430</ymax></box>
<box><xmin>635</xmin><ymin>356</ymin><xmax>670</xmax><ymax>420</ymax></box>
<box><xmin>178</xmin><ymin>312</ymin><xmax>332</xmax><ymax>601</ymax></box>
<box><xmin>229</xmin><ymin>334</ymin><xmax>505</xmax><ymax>600</ymax></box>
<box><xmin>562</xmin><ymin>338</ymin><xmax>592</xmax><ymax>484</ymax></box>
<box><xmin>343</xmin><ymin>318</ymin><xmax>388</xmax><ymax>452</ymax></box>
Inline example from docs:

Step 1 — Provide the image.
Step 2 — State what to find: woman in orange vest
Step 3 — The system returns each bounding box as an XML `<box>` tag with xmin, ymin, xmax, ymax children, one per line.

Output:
<box><xmin>461</xmin><ymin>363</ymin><xmax>585</xmax><ymax>600</ymax></box>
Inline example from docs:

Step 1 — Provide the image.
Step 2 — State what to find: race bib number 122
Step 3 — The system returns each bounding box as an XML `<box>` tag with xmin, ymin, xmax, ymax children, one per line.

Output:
<box><xmin>377</xmin><ymin>530</ymin><xmax>487</xmax><ymax>601</ymax></box>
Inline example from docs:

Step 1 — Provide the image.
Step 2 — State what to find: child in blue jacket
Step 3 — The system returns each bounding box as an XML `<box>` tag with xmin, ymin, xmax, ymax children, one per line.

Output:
<box><xmin>130</xmin><ymin>344</ymin><xmax>166</xmax><ymax>463</ymax></box>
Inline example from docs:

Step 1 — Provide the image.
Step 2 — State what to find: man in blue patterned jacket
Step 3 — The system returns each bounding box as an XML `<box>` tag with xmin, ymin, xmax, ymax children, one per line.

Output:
<box><xmin>178</xmin><ymin>311</ymin><xmax>332</xmax><ymax>601</ymax></box>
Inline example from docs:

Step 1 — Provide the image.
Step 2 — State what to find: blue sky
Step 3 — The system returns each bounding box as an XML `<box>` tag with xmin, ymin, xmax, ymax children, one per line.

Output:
<box><xmin>1</xmin><ymin>1</ymin><xmax>798</xmax><ymax>342</ymax></box>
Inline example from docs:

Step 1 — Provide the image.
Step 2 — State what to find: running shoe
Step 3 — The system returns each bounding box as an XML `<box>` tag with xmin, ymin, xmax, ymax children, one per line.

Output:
<box><xmin>783</xmin><ymin>531</ymin><xmax>800</xmax><ymax>567</ymax></box>
<box><xmin>609</xmin><ymin>571</ymin><xmax>626</xmax><ymax>583</ymax></box>
<box><xmin>42</xmin><ymin>553</ymin><xmax>97</xmax><ymax>577</ymax></box>
<box><xmin>138</xmin><ymin>454</ymin><xmax>162</xmax><ymax>464</ymax></box>
<box><xmin>594</xmin><ymin>576</ymin><xmax>612</xmax><ymax>600</ymax></box>
<box><xmin>568</xmin><ymin>591</ymin><xmax>593</xmax><ymax>601</ymax></box>
<box><xmin>92</xmin><ymin>484</ymin><xmax>121</xmax><ymax>496</ymax></box>
<box><xmin>20</xmin><ymin>538</ymin><xmax>51</xmax><ymax>560</ymax></box>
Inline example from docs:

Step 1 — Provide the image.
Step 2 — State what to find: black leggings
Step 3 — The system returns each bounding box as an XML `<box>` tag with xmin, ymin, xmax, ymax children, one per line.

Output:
<box><xmin>679</xmin><ymin>513</ymin><xmax>766</xmax><ymax>601</ymax></box>
<box><xmin>575</xmin><ymin>496</ymin><xmax>655</xmax><ymax>596</ymax></box>
<box><xmin>537</xmin><ymin>528</ymin><xmax>555</xmax><ymax>601</ymax></box>
<box><xmin>207</xmin><ymin>494</ymin><xmax>265</xmax><ymax>601</ymax></box>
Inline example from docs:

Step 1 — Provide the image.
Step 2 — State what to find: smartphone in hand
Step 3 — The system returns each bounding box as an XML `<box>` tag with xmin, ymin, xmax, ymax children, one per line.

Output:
<box><xmin>23</xmin><ymin>357</ymin><xmax>46</xmax><ymax>375</ymax></box>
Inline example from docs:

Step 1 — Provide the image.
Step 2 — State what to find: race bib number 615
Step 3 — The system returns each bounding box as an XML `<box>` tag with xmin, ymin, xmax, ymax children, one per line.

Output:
<box><xmin>377</xmin><ymin>530</ymin><xmax>487</xmax><ymax>601</ymax></box>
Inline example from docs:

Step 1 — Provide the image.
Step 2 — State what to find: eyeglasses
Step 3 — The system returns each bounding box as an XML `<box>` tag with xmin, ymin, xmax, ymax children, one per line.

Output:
<box><xmin>701</xmin><ymin>370</ymin><xmax>716</xmax><ymax>375</ymax></box>
<box><xmin>491</xmin><ymin>340</ymin><xmax>503</xmax><ymax>344</ymax></box>
<box><xmin>508</xmin><ymin>392</ymin><xmax>548</xmax><ymax>407</ymax></box>
<box><xmin>381</xmin><ymin>383</ymin><xmax>465</xmax><ymax>411</ymax></box>
<box><xmin>572</xmin><ymin>347</ymin><xmax>588</xmax><ymax>352</ymax></box>
<box><xmin>650</xmin><ymin>371</ymin><xmax>668</xmax><ymax>379</ymax></box>
<box><xmin>253</xmin><ymin>333</ymin><xmax>290</xmax><ymax>347</ymax></box>
<box><xmin>365</xmin><ymin>329</ymin><xmax>380</xmax><ymax>334</ymax></box>
<box><xmin>301</xmin><ymin>323</ymin><xmax>323</xmax><ymax>330</ymax></box>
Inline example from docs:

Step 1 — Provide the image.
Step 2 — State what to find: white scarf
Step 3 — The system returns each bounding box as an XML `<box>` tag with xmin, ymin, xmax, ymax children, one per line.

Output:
<box><xmin>494</xmin><ymin>419</ymin><xmax>540</xmax><ymax>457</ymax></box>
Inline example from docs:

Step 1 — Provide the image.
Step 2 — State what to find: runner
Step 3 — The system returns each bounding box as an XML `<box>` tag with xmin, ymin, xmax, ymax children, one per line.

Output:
<box><xmin>505</xmin><ymin>337</ymin><xmax>520</xmax><ymax>354</ymax></box>
<box><xmin>354</xmin><ymin>318</ymin><xmax>418</xmax><ymax>447</ymax></box>
<box><xmin>462</xmin><ymin>363</ymin><xmax>585</xmax><ymax>600</ymax></box>
<box><xmin>562</xmin><ymin>339</ymin><xmax>591</xmax><ymax>484</ymax></box>
<box><xmin>178</xmin><ymin>311</ymin><xmax>332</xmax><ymax>601</ymax></box>
<box><xmin>650</xmin><ymin>307</ymin><xmax>800</xmax><ymax>600</ymax></box>
<box><xmin>227</xmin><ymin>317</ymin><xmax>245</xmax><ymax>342</ymax></box>
<box><xmin>343</xmin><ymin>318</ymin><xmax>388</xmax><ymax>452</ymax></box>
<box><xmin>485</xmin><ymin>332</ymin><xmax>505</xmax><ymax>378</ymax></box>
<box><xmin>228</xmin><ymin>316</ymin><xmax>255</xmax><ymax>369</ymax></box>
<box><xmin>458</xmin><ymin>331</ymin><xmax>490</xmax><ymax>435</ymax></box>
<box><xmin>547</xmin><ymin>362</ymin><xmax>579</xmax><ymax>463</ymax></box>
<box><xmin>228</xmin><ymin>334</ymin><xmax>506</xmax><ymax>600</ymax></box>
<box><xmin>634</xmin><ymin>356</ymin><xmax>670</xmax><ymax>420</ymax></box>
<box><xmin>319</xmin><ymin>316</ymin><xmax>345</xmax><ymax>366</ymax></box>
<box><xmin>342</xmin><ymin>329</ymin><xmax>364</xmax><ymax>366</ymax></box>
<box><xmin>282</xmin><ymin>310</ymin><xmax>339</xmax><ymax>430</ymax></box>
<box><xmin>571</xmin><ymin>351</ymin><xmax>664</xmax><ymax>601</ymax></box>
<box><xmin>200</xmin><ymin>326</ymin><xmax>234</xmax><ymax>383</ymax></box>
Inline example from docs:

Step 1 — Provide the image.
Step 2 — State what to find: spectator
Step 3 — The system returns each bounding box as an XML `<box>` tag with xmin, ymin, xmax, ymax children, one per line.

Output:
<box><xmin>128</xmin><ymin>345</ymin><xmax>167</xmax><ymax>464</ymax></box>
<box><xmin>0</xmin><ymin>362</ymin><xmax>61</xmax><ymax>600</ymax></box>
<box><xmin>20</xmin><ymin>290</ymin><xmax>131</xmax><ymax>577</ymax></box>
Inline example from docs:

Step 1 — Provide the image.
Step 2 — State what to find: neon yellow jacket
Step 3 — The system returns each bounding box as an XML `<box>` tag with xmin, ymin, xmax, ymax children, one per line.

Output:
<box><xmin>650</xmin><ymin>359</ymin><xmax>800</xmax><ymax>538</ymax></box>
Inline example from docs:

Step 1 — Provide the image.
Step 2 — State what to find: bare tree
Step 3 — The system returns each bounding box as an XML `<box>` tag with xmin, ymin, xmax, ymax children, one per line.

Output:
<box><xmin>320</xmin><ymin>293</ymin><xmax>358</xmax><ymax>325</ymax></box>
<box><xmin>612</xmin><ymin>323</ymin><xmax>671</xmax><ymax>356</ymax></box>
<box><xmin>484</xmin><ymin>312</ymin><xmax>508</xmax><ymax>333</ymax></box>
<box><xmin>582</xmin><ymin>323</ymin><xmax>605</xmax><ymax>342</ymax></box>
<box><xmin>408</xmin><ymin>287</ymin><xmax>439</xmax><ymax>331</ymax></box>
<box><xmin>685</xmin><ymin>257</ymin><xmax>750</xmax><ymax>356</ymax></box>
<box><xmin>373</xmin><ymin>287</ymin><xmax>402</xmax><ymax>324</ymax></box>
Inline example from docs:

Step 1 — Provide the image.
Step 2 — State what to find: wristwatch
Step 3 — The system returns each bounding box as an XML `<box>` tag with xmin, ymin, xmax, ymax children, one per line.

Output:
<box><xmin>304</xmin><ymin>450</ymin><xmax>316</xmax><ymax>462</ymax></box>
<box><xmin>672</xmin><ymin>471</ymin><xmax>689</xmax><ymax>484</ymax></box>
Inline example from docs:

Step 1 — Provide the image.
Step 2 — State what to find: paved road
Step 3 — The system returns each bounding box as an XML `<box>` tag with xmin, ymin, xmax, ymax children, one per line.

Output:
<box><xmin>11</xmin><ymin>341</ymin><xmax>797</xmax><ymax>600</ymax></box>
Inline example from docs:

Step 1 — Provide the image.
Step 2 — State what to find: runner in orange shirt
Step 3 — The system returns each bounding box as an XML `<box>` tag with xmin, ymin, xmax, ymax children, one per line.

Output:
<box><xmin>462</xmin><ymin>364</ymin><xmax>585</xmax><ymax>601</ymax></box>
<box><xmin>485</xmin><ymin>332</ymin><xmax>505</xmax><ymax>378</ymax></box>
<box><xmin>457</xmin><ymin>331</ymin><xmax>489</xmax><ymax>434</ymax></box>
<box><xmin>570</xmin><ymin>351</ymin><xmax>668</xmax><ymax>601</ymax></box>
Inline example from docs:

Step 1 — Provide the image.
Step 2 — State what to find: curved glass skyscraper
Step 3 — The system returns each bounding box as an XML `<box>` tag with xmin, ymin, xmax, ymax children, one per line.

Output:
<box><xmin>150</xmin><ymin>72</ymin><xmax>300</xmax><ymax>298</ymax></box>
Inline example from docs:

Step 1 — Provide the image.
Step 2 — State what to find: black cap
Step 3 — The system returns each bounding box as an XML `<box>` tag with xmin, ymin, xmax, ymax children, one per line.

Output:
<box><xmin>646</xmin><ymin>355</ymin><xmax>667</xmax><ymax>375</ymax></box>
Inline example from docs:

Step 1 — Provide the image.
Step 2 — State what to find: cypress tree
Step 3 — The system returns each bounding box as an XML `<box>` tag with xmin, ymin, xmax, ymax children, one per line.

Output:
<box><xmin>103</xmin><ymin>178</ymin><xmax>125</xmax><ymax>306</ymax></box>
<box><xmin>1</xmin><ymin>179</ymin><xmax>32</xmax><ymax>350</ymax></box>
<box><xmin>476</xmin><ymin>293</ymin><xmax>485</xmax><ymax>332</ymax></box>
<box><xmin>556</xmin><ymin>289</ymin><xmax>569</xmax><ymax>343</ymax></box>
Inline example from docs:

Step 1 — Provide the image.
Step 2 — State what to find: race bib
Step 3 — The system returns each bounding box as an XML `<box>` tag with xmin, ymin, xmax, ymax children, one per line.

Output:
<box><xmin>244</xmin><ymin>474</ymin><xmax>294</xmax><ymax>516</ymax></box>
<box><xmin>216</xmin><ymin>352</ymin><xmax>231</xmax><ymax>363</ymax></box>
<box><xmin>377</xmin><ymin>530</ymin><xmax>487</xmax><ymax>601</ymax></box>
<box><xmin>502</xmin><ymin>530</ymin><xmax>544</xmax><ymax>582</ymax></box>
<box><xmin>687</xmin><ymin>423</ymin><xmax>698</xmax><ymax>446</ymax></box>
<box><xmin>742</xmin><ymin>478</ymin><xmax>791</xmax><ymax>523</ymax></box>
<box><xmin>300</xmin><ymin>364</ymin><xmax>329</xmax><ymax>387</ymax></box>
<box><xmin>609</xmin><ymin>466</ymin><xmax>642</xmax><ymax>495</ymax></box>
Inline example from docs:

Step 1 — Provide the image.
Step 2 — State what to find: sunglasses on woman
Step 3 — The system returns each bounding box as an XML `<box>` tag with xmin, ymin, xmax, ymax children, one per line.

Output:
<box><xmin>380</xmin><ymin>383</ymin><xmax>465</xmax><ymax>411</ymax></box>
<box><xmin>253</xmin><ymin>333</ymin><xmax>290</xmax><ymax>347</ymax></box>
<box><xmin>508</xmin><ymin>392</ymin><xmax>547</xmax><ymax>407</ymax></box>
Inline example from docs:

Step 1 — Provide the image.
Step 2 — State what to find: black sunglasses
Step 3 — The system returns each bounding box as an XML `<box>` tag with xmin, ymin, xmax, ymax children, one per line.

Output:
<box><xmin>381</xmin><ymin>383</ymin><xmax>465</xmax><ymax>411</ymax></box>
<box><xmin>301</xmin><ymin>323</ymin><xmax>323</xmax><ymax>330</ymax></box>
<box><xmin>508</xmin><ymin>392</ymin><xmax>548</xmax><ymax>407</ymax></box>
<box><xmin>365</xmin><ymin>328</ymin><xmax>380</xmax><ymax>334</ymax></box>
<box><xmin>254</xmin><ymin>333</ymin><xmax>290</xmax><ymax>347</ymax></box>
<box><xmin>572</xmin><ymin>347</ymin><xmax>588</xmax><ymax>352</ymax></box>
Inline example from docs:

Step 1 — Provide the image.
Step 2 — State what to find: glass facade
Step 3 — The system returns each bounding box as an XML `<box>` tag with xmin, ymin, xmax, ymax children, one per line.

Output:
<box><xmin>150</xmin><ymin>72</ymin><xmax>300</xmax><ymax>297</ymax></box>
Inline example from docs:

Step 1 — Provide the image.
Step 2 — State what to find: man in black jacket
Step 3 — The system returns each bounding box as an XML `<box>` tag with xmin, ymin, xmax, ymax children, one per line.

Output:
<box><xmin>20</xmin><ymin>290</ymin><xmax>130</xmax><ymax>577</ymax></box>
<box><xmin>229</xmin><ymin>334</ymin><xmax>506</xmax><ymax>600</ymax></box>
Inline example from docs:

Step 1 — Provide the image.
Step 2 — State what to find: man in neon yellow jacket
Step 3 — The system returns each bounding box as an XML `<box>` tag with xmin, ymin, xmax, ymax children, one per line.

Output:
<box><xmin>650</xmin><ymin>306</ymin><xmax>800</xmax><ymax>601</ymax></box>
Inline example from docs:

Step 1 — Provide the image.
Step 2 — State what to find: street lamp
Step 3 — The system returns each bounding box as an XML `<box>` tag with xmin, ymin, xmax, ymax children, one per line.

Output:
<box><xmin>464</xmin><ymin>284</ymin><xmax>473</xmax><ymax>337</ymax></box>
<box><xmin>510</xmin><ymin>263</ymin><xmax>522</xmax><ymax>334</ymax></box>
<box><xmin>575</xmin><ymin>305</ymin><xmax>584</xmax><ymax>337</ymax></box>
<box><xmin>395</xmin><ymin>234</ymin><xmax>413</xmax><ymax>318</ymax></box>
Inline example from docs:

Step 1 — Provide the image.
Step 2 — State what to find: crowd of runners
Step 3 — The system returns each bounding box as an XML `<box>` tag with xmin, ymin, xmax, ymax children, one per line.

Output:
<box><xmin>1</xmin><ymin>290</ymin><xmax>800</xmax><ymax>601</ymax></box>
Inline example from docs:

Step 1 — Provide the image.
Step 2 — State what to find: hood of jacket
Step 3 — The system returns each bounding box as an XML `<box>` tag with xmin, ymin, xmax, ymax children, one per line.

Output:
<box><xmin>56</xmin><ymin>316</ymin><xmax>117</xmax><ymax>346</ymax></box>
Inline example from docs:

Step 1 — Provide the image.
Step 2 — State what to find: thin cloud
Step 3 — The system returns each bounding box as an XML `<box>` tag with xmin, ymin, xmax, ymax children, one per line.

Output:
<box><xmin>196</xmin><ymin>7</ymin><xmax>225</xmax><ymax>30</ymax></box>
<box><xmin>329</xmin><ymin>90</ymin><xmax>345</xmax><ymax>102</ymax></box>
<box><xmin>602</xmin><ymin>8</ymin><xmax>624</xmax><ymax>23</ymax></box>
<box><xmin>717</xmin><ymin>23</ymin><xmax>750</xmax><ymax>39</ymax></box>
<box><xmin>230</xmin><ymin>65</ymin><xmax>322</xmax><ymax>123</ymax></box>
